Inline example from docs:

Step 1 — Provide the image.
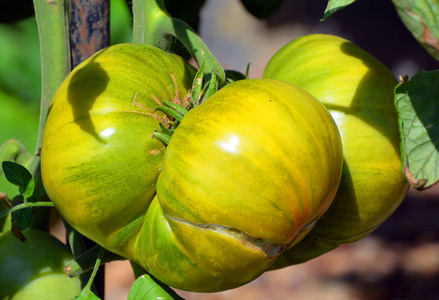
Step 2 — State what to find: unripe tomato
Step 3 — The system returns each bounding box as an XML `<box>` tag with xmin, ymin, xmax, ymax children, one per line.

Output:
<box><xmin>134</xmin><ymin>78</ymin><xmax>343</xmax><ymax>292</ymax></box>
<box><xmin>41</xmin><ymin>44</ymin><xmax>195</xmax><ymax>258</ymax></box>
<box><xmin>0</xmin><ymin>229</ymin><xmax>81</xmax><ymax>299</ymax></box>
<box><xmin>263</xmin><ymin>34</ymin><xmax>409</xmax><ymax>265</ymax></box>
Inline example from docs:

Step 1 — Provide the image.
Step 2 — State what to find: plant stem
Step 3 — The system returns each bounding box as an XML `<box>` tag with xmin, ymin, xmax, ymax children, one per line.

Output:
<box><xmin>0</xmin><ymin>201</ymin><xmax>55</xmax><ymax>219</ymax></box>
<box><xmin>33</xmin><ymin>0</ymin><xmax>71</xmax><ymax>155</ymax></box>
<box><xmin>132</xmin><ymin>0</ymin><xmax>226</xmax><ymax>86</ymax></box>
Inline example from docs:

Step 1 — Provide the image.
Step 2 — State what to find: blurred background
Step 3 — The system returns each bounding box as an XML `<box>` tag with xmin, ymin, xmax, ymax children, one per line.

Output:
<box><xmin>1</xmin><ymin>0</ymin><xmax>439</xmax><ymax>299</ymax></box>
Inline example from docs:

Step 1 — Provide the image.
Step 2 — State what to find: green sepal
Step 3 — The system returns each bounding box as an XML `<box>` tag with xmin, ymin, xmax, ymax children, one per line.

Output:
<box><xmin>191</xmin><ymin>59</ymin><xmax>205</xmax><ymax>106</ymax></box>
<box><xmin>161</xmin><ymin>100</ymin><xmax>189</xmax><ymax>116</ymax></box>
<box><xmin>159</xmin><ymin>123</ymin><xmax>174</xmax><ymax>136</ymax></box>
<box><xmin>155</xmin><ymin>106</ymin><xmax>184</xmax><ymax>123</ymax></box>
<box><xmin>245</xmin><ymin>62</ymin><xmax>251</xmax><ymax>79</ymax></box>
<box><xmin>202</xmin><ymin>71</ymin><xmax>218</xmax><ymax>101</ymax></box>
<box><xmin>153</xmin><ymin>131</ymin><xmax>172</xmax><ymax>146</ymax></box>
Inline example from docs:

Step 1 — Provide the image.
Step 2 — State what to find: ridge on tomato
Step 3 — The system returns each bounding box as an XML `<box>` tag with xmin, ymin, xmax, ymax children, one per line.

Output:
<box><xmin>263</xmin><ymin>33</ymin><xmax>409</xmax><ymax>266</ymax></box>
<box><xmin>0</xmin><ymin>228</ymin><xmax>81</xmax><ymax>299</ymax></box>
<box><xmin>133</xmin><ymin>78</ymin><xmax>343</xmax><ymax>292</ymax></box>
<box><xmin>41</xmin><ymin>43</ymin><xmax>196</xmax><ymax>259</ymax></box>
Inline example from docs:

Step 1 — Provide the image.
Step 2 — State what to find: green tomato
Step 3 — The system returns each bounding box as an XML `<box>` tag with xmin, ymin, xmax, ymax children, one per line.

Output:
<box><xmin>134</xmin><ymin>78</ymin><xmax>343</xmax><ymax>292</ymax></box>
<box><xmin>263</xmin><ymin>34</ymin><xmax>409</xmax><ymax>265</ymax></box>
<box><xmin>41</xmin><ymin>44</ymin><xmax>195</xmax><ymax>259</ymax></box>
<box><xmin>0</xmin><ymin>228</ymin><xmax>81</xmax><ymax>299</ymax></box>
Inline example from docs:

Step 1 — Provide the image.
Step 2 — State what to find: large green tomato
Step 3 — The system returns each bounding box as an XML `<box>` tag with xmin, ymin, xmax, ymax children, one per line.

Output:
<box><xmin>41</xmin><ymin>44</ymin><xmax>195</xmax><ymax>259</ymax></box>
<box><xmin>263</xmin><ymin>34</ymin><xmax>409</xmax><ymax>265</ymax></box>
<box><xmin>133</xmin><ymin>78</ymin><xmax>343</xmax><ymax>292</ymax></box>
<box><xmin>0</xmin><ymin>229</ymin><xmax>81</xmax><ymax>299</ymax></box>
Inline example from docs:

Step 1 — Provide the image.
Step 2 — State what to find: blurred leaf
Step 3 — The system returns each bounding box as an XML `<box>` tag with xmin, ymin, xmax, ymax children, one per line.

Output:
<box><xmin>393</xmin><ymin>0</ymin><xmax>439</xmax><ymax>61</ymax></box>
<box><xmin>110</xmin><ymin>0</ymin><xmax>133</xmax><ymax>44</ymax></box>
<box><xmin>128</xmin><ymin>274</ymin><xmax>184</xmax><ymax>300</ymax></box>
<box><xmin>240</xmin><ymin>0</ymin><xmax>285</xmax><ymax>19</ymax></box>
<box><xmin>0</xmin><ymin>18</ymin><xmax>41</xmax><ymax>103</ymax></box>
<box><xmin>394</xmin><ymin>70</ymin><xmax>439</xmax><ymax>190</ymax></box>
<box><xmin>322</xmin><ymin>0</ymin><xmax>360</xmax><ymax>20</ymax></box>
<box><xmin>0</xmin><ymin>92</ymin><xmax>38</xmax><ymax>199</ymax></box>
<box><xmin>0</xmin><ymin>140</ymin><xmax>32</xmax><ymax>174</ymax></box>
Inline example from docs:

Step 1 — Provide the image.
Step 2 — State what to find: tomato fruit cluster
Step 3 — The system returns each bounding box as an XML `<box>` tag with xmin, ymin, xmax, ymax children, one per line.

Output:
<box><xmin>40</xmin><ymin>33</ymin><xmax>408</xmax><ymax>293</ymax></box>
<box><xmin>0</xmin><ymin>228</ymin><xmax>81</xmax><ymax>299</ymax></box>
<box><xmin>41</xmin><ymin>43</ymin><xmax>343</xmax><ymax>292</ymax></box>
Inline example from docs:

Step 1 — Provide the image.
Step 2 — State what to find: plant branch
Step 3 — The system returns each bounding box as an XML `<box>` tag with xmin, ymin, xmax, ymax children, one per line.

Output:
<box><xmin>0</xmin><ymin>201</ymin><xmax>55</xmax><ymax>219</ymax></box>
<box><xmin>33</xmin><ymin>0</ymin><xmax>71</xmax><ymax>155</ymax></box>
<box><xmin>132</xmin><ymin>0</ymin><xmax>226</xmax><ymax>87</ymax></box>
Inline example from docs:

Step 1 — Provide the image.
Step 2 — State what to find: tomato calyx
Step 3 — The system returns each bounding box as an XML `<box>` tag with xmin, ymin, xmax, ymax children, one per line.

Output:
<box><xmin>152</xmin><ymin>64</ymin><xmax>219</xmax><ymax>146</ymax></box>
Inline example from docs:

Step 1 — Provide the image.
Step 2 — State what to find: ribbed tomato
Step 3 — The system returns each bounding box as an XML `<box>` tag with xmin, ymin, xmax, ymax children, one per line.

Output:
<box><xmin>263</xmin><ymin>34</ymin><xmax>409</xmax><ymax>265</ymax></box>
<box><xmin>41</xmin><ymin>43</ymin><xmax>195</xmax><ymax>258</ymax></box>
<box><xmin>134</xmin><ymin>78</ymin><xmax>343</xmax><ymax>292</ymax></box>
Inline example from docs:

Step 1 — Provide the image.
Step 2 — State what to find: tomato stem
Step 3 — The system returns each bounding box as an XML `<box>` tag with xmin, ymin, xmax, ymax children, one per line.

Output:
<box><xmin>0</xmin><ymin>201</ymin><xmax>54</xmax><ymax>220</ymax></box>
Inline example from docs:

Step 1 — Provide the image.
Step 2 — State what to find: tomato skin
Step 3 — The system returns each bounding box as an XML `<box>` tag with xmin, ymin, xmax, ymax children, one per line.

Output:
<box><xmin>0</xmin><ymin>229</ymin><xmax>81</xmax><ymax>299</ymax></box>
<box><xmin>134</xmin><ymin>78</ymin><xmax>343</xmax><ymax>292</ymax></box>
<box><xmin>263</xmin><ymin>34</ymin><xmax>409</xmax><ymax>265</ymax></box>
<box><xmin>41</xmin><ymin>44</ymin><xmax>195</xmax><ymax>258</ymax></box>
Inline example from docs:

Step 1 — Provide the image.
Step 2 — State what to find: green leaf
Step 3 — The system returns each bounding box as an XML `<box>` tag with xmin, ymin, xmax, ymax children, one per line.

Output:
<box><xmin>392</xmin><ymin>0</ymin><xmax>439</xmax><ymax>61</ymax></box>
<box><xmin>74</xmin><ymin>290</ymin><xmax>101</xmax><ymax>300</ymax></box>
<box><xmin>128</xmin><ymin>274</ymin><xmax>184</xmax><ymax>300</ymax></box>
<box><xmin>2</xmin><ymin>161</ymin><xmax>34</xmax><ymax>199</ymax></box>
<box><xmin>394</xmin><ymin>70</ymin><xmax>439</xmax><ymax>190</ymax></box>
<box><xmin>322</xmin><ymin>0</ymin><xmax>360</xmax><ymax>20</ymax></box>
